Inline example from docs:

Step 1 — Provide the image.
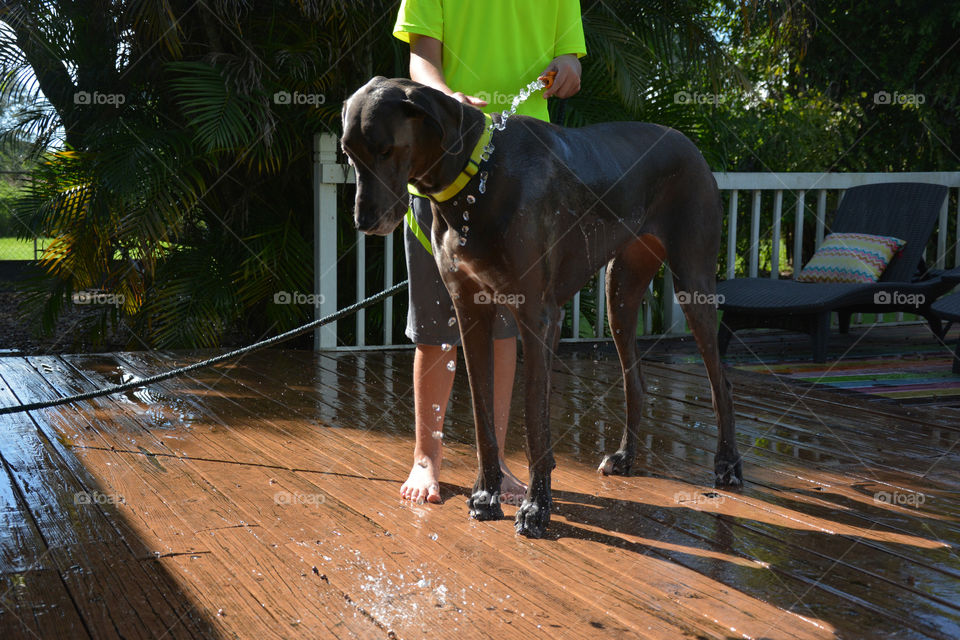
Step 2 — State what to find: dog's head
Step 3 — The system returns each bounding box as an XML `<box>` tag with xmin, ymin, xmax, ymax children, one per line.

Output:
<box><xmin>342</xmin><ymin>77</ymin><xmax>469</xmax><ymax>235</ymax></box>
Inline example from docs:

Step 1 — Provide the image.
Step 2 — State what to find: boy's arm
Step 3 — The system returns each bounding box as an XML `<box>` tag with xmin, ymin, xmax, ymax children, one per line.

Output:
<box><xmin>410</xmin><ymin>34</ymin><xmax>488</xmax><ymax>107</ymax></box>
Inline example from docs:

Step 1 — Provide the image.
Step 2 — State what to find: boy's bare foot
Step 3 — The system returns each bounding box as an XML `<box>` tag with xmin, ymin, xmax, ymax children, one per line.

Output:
<box><xmin>500</xmin><ymin>460</ymin><xmax>528</xmax><ymax>504</ymax></box>
<box><xmin>400</xmin><ymin>454</ymin><xmax>442</xmax><ymax>504</ymax></box>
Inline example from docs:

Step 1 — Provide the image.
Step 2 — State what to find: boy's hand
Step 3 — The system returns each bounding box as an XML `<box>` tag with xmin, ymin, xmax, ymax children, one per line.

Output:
<box><xmin>541</xmin><ymin>54</ymin><xmax>582</xmax><ymax>99</ymax></box>
<box><xmin>451</xmin><ymin>92</ymin><xmax>488</xmax><ymax>107</ymax></box>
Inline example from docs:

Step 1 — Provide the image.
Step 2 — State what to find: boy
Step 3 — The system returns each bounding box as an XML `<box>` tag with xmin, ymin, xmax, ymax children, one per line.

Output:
<box><xmin>393</xmin><ymin>0</ymin><xmax>586</xmax><ymax>504</ymax></box>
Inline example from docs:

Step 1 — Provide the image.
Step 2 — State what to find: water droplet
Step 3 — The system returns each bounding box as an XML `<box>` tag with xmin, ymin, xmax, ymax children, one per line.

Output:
<box><xmin>446</xmin><ymin>360</ymin><xmax>456</xmax><ymax>371</ymax></box>
<box><xmin>432</xmin><ymin>403</ymin><xmax>441</xmax><ymax>412</ymax></box>
<box><xmin>430</xmin><ymin>532</ymin><xmax>439</xmax><ymax>540</ymax></box>
<box><xmin>452</xmin><ymin>200</ymin><xmax>458</xmax><ymax>207</ymax></box>
<box><xmin>441</xmin><ymin>343</ymin><xmax>452</xmax><ymax>352</ymax></box>
<box><xmin>479</xmin><ymin>170</ymin><xmax>488</xmax><ymax>179</ymax></box>
<box><xmin>459</xmin><ymin>237</ymin><xmax>467</xmax><ymax>246</ymax></box>
<box><xmin>431</xmin><ymin>431</ymin><xmax>443</xmax><ymax>440</ymax></box>
<box><xmin>466</xmin><ymin>195</ymin><xmax>475</xmax><ymax>204</ymax></box>
<box><xmin>447</xmin><ymin>317</ymin><xmax>456</xmax><ymax>327</ymax></box>
<box><xmin>463</xmin><ymin>211</ymin><xmax>469</xmax><ymax>221</ymax></box>
<box><xmin>478</xmin><ymin>180</ymin><xmax>486</xmax><ymax>194</ymax></box>
<box><xmin>462</xmin><ymin>226</ymin><xmax>469</xmax><ymax>233</ymax></box>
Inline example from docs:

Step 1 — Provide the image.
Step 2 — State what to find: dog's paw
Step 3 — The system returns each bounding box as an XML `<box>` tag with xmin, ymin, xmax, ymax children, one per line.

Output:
<box><xmin>467</xmin><ymin>490</ymin><xmax>504</xmax><ymax>521</ymax></box>
<box><xmin>714</xmin><ymin>456</ymin><xmax>743</xmax><ymax>488</ymax></box>
<box><xmin>598</xmin><ymin>450</ymin><xmax>633</xmax><ymax>476</ymax></box>
<box><xmin>514</xmin><ymin>499</ymin><xmax>550</xmax><ymax>538</ymax></box>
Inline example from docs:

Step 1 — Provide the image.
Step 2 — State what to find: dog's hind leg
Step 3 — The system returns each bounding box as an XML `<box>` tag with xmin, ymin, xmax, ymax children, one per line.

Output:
<box><xmin>599</xmin><ymin>234</ymin><xmax>666</xmax><ymax>476</ymax></box>
<box><xmin>514</xmin><ymin>302</ymin><xmax>562</xmax><ymax>538</ymax></box>
<box><xmin>668</xmin><ymin>248</ymin><xmax>742</xmax><ymax>488</ymax></box>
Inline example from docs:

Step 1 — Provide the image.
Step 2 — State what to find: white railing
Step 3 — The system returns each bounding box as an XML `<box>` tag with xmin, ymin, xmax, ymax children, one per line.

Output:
<box><xmin>314</xmin><ymin>132</ymin><xmax>960</xmax><ymax>350</ymax></box>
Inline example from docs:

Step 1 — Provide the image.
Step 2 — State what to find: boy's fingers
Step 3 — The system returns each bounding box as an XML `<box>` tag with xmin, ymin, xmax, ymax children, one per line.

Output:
<box><xmin>544</xmin><ymin>72</ymin><xmax>575</xmax><ymax>98</ymax></box>
<box><xmin>452</xmin><ymin>91</ymin><xmax>487</xmax><ymax>107</ymax></box>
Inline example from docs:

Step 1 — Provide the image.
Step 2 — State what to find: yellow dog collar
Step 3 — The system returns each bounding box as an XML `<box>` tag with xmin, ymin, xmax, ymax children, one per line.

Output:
<box><xmin>408</xmin><ymin>113</ymin><xmax>493</xmax><ymax>202</ymax></box>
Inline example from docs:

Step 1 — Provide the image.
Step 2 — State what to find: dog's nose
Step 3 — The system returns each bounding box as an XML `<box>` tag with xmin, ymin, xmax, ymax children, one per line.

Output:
<box><xmin>354</xmin><ymin>210</ymin><xmax>381</xmax><ymax>234</ymax></box>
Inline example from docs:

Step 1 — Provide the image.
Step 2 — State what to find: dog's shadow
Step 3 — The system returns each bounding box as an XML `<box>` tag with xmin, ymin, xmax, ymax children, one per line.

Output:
<box><xmin>436</xmin><ymin>472</ymin><xmax>952</xmax><ymax>639</ymax></box>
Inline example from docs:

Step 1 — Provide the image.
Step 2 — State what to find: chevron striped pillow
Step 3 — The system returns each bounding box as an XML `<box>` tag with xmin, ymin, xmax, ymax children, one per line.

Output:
<box><xmin>796</xmin><ymin>233</ymin><xmax>906</xmax><ymax>283</ymax></box>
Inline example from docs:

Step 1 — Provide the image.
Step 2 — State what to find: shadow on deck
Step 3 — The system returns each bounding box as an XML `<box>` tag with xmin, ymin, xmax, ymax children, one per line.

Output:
<box><xmin>0</xmin><ymin>324</ymin><xmax>959</xmax><ymax>639</ymax></box>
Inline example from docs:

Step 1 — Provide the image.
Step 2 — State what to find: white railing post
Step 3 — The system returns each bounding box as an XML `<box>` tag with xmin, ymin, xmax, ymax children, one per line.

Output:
<box><xmin>356</xmin><ymin>231</ymin><xmax>366</xmax><ymax>347</ymax></box>
<box><xmin>955</xmin><ymin>187</ymin><xmax>960</xmax><ymax>268</ymax></box>
<box><xmin>793</xmin><ymin>190</ymin><xmax>805</xmax><ymax>279</ymax></box>
<box><xmin>571</xmin><ymin>292</ymin><xmax>581</xmax><ymax>338</ymax></box>
<box><xmin>663</xmin><ymin>266</ymin><xmax>686</xmax><ymax>335</ymax></box>
<box><xmin>749</xmin><ymin>190</ymin><xmax>761</xmax><ymax>278</ymax></box>
<box><xmin>815</xmin><ymin>190</ymin><xmax>827</xmax><ymax>248</ymax></box>
<box><xmin>726</xmin><ymin>190</ymin><xmax>738</xmax><ymax>279</ymax></box>
<box><xmin>937</xmin><ymin>196</ymin><xmax>949</xmax><ymax>270</ymax></box>
<box><xmin>771</xmin><ymin>190</ymin><xmax>783</xmax><ymax>278</ymax></box>
<box><xmin>385</xmin><ymin>233</ymin><xmax>394</xmax><ymax>344</ymax></box>
<box><xmin>595</xmin><ymin>266</ymin><xmax>606</xmax><ymax>338</ymax></box>
<box><xmin>315</xmin><ymin>133</ymin><xmax>340</xmax><ymax>350</ymax></box>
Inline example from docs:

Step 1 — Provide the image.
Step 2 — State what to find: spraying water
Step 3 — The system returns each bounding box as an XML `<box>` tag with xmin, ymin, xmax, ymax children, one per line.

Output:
<box><xmin>490</xmin><ymin>76</ymin><xmax>549</xmax><ymax>132</ymax></box>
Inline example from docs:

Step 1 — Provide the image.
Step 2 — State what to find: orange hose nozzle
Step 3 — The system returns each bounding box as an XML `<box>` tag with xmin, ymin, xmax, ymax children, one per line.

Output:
<box><xmin>539</xmin><ymin>71</ymin><xmax>557</xmax><ymax>89</ymax></box>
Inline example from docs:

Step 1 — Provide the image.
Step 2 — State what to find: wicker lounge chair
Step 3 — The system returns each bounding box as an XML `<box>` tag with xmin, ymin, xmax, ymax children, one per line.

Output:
<box><xmin>718</xmin><ymin>182</ymin><xmax>953</xmax><ymax>362</ymax></box>
<box><xmin>931</xmin><ymin>273</ymin><xmax>960</xmax><ymax>374</ymax></box>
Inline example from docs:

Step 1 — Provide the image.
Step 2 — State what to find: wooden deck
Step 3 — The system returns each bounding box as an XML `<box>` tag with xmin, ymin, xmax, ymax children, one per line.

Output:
<box><xmin>1</xmin><ymin>326</ymin><xmax>959</xmax><ymax>639</ymax></box>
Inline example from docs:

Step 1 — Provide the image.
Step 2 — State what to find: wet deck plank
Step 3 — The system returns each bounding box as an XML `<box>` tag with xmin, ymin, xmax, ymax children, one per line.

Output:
<box><xmin>0</xmin><ymin>330</ymin><xmax>957</xmax><ymax>639</ymax></box>
<box><xmin>0</xmin><ymin>360</ymin><xmax>213</xmax><ymax>639</ymax></box>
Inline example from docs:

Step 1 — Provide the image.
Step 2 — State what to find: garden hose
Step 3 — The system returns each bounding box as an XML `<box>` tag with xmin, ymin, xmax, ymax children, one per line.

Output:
<box><xmin>0</xmin><ymin>280</ymin><xmax>410</xmax><ymax>416</ymax></box>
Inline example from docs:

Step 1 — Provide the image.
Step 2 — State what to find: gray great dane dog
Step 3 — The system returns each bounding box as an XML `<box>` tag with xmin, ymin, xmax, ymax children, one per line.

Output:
<box><xmin>342</xmin><ymin>76</ymin><xmax>740</xmax><ymax>538</ymax></box>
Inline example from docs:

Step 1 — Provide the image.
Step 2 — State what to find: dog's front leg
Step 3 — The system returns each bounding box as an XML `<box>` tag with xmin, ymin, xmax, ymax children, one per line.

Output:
<box><xmin>514</xmin><ymin>304</ymin><xmax>561</xmax><ymax>538</ymax></box>
<box><xmin>448</xmin><ymin>284</ymin><xmax>504</xmax><ymax>521</ymax></box>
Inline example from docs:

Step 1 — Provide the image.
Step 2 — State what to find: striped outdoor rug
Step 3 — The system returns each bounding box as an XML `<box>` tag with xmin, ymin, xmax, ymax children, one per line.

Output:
<box><xmin>734</xmin><ymin>352</ymin><xmax>960</xmax><ymax>403</ymax></box>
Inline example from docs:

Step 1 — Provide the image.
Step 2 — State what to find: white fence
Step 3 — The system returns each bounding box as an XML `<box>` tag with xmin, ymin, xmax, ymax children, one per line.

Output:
<box><xmin>313</xmin><ymin>131</ymin><xmax>960</xmax><ymax>350</ymax></box>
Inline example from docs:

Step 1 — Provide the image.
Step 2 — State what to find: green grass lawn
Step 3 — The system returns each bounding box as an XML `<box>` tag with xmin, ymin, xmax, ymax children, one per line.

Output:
<box><xmin>0</xmin><ymin>237</ymin><xmax>49</xmax><ymax>260</ymax></box>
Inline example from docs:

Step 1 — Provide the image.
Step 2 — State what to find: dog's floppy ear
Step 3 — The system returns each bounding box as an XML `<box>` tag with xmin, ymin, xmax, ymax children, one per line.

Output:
<box><xmin>401</xmin><ymin>84</ymin><xmax>466</xmax><ymax>152</ymax></box>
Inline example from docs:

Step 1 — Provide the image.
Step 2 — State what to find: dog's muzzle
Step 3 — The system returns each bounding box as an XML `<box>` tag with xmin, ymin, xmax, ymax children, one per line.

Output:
<box><xmin>354</xmin><ymin>195</ymin><xmax>407</xmax><ymax>236</ymax></box>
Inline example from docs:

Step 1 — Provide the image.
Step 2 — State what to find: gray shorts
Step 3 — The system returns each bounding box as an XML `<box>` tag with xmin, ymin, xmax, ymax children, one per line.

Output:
<box><xmin>404</xmin><ymin>195</ymin><xmax>518</xmax><ymax>345</ymax></box>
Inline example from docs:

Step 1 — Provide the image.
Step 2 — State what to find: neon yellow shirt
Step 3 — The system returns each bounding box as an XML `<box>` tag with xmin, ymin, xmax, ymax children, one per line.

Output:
<box><xmin>394</xmin><ymin>0</ymin><xmax>586</xmax><ymax>122</ymax></box>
